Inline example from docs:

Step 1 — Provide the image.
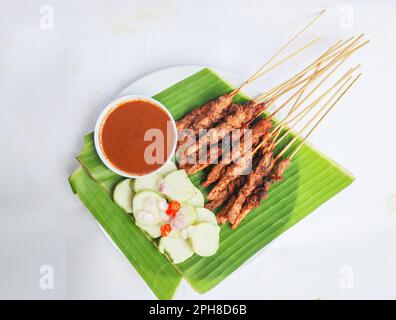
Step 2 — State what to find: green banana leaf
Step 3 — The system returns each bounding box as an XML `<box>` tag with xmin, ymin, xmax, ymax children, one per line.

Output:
<box><xmin>69</xmin><ymin>168</ymin><xmax>181</xmax><ymax>299</ymax></box>
<box><xmin>71</xmin><ymin>67</ymin><xmax>354</xmax><ymax>296</ymax></box>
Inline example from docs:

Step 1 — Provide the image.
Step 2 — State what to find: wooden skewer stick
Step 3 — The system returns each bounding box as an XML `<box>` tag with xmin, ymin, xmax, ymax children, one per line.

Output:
<box><xmin>269</xmin><ymin>47</ymin><xmax>331</xmax><ymax>146</ymax></box>
<box><xmin>248</xmin><ymin>37</ymin><xmax>321</xmax><ymax>83</ymax></box>
<box><xmin>253</xmin><ymin>66</ymin><xmax>355</xmax><ymax>156</ymax></box>
<box><xmin>275</xmin><ymin>75</ymin><xmax>353</xmax><ymax>159</ymax></box>
<box><xmin>275</xmin><ymin>74</ymin><xmax>356</xmax><ymax>161</ymax></box>
<box><xmin>253</xmin><ymin>37</ymin><xmax>353</xmax><ymax>103</ymax></box>
<box><xmin>235</xmin><ymin>9</ymin><xmax>326</xmax><ymax>94</ymax></box>
<box><xmin>231</xmin><ymin>37</ymin><xmax>321</xmax><ymax>97</ymax></box>
<box><xmin>256</xmin><ymin>37</ymin><xmax>364</xmax><ymax>132</ymax></box>
<box><xmin>252</xmin><ymin>38</ymin><xmax>345</xmax><ymax>104</ymax></box>
<box><xmin>288</xmin><ymin>73</ymin><xmax>362</xmax><ymax>160</ymax></box>
<box><xmin>275</xmin><ymin>53</ymin><xmax>360</xmax><ymax>131</ymax></box>
<box><xmin>273</xmin><ymin>73</ymin><xmax>353</xmax><ymax>149</ymax></box>
<box><xmin>247</xmin><ymin>51</ymin><xmax>338</xmax><ymax>147</ymax></box>
<box><xmin>263</xmin><ymin>34</ymin><xmax>366</xmax><ymax>103</ymax></box>
<box><xmin>280</xmin><ymin>63</ymin><xmax>360</xmax><ymax>132</ymax></box>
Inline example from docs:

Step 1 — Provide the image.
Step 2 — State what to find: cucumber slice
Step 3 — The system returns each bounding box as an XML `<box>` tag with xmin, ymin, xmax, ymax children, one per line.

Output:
<box><xmin>113</xmin><ymin>179</ymin><xmax>134</xmax><ymax>213</ymax></box>
<box><xmin>186</xmin><ymin>187</ymin><xmax>205</xmax><ymax>207</ymax></box>
<box><xmin>168</xmin><ymin>227</ymin><xmax>181</xmax><ymax>238</ymax></box>
<box><xmin>132</xmin><ymin>191</ymin><xmax>166</xmax><ymax>216</ymax></box>
<box><xmin>188</xmin><ymin>222</ymin><xmax>220</xmax><ymax>257</ymax></box>
<box><xmin>159</xmin><ymin>170</ymin><xmax>196</xmax><ymax>201</ymax></box>
<box><xmin>196</xmin><ymin>208</ymin><xmax>217</xmax><ymax>226</ymax></box>
<box><xmin>136</xmin><ymin>221</ymin><xmax>161</xmax><ymax>239</ymax></box>
<box><xmin>156</xmin><ymin>160</ymin><xmax>177</xmax><ymax>177</ymax></box>
<box><xmin>134</xmin><ymin>173</ymin><xmax>162</xmax><ymax>193</ymax></box>
<box><xmin>134</xmin><ymin>210</ymin><xmax>160</xmax><ymax>225</ymax></box>
<box><xmin>171</xmin><ymin>204</ymin><xmax>197</xmax><ymax>229</ymax></box>
<box><xmin>159</xmin><ymin>237</ymin><xmax>194</xmax><ymax>264</ymax></box>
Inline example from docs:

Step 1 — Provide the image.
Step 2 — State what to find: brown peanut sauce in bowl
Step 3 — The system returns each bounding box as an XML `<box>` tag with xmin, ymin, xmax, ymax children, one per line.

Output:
<box><xmin>94</xmin><ymin>96</ymin><xmax>177</xmax><ymax>177</ymax></box>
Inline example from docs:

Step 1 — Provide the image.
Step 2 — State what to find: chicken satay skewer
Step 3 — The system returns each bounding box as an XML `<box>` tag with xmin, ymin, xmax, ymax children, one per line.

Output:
<box><xmin>183</xmin><ymin>54</ymin><xmax>330</xmax><ymax>160</ymax></box>
<box><xmin>225</xmin><ymin>84</ymin><xmax>339</xmax><ymax>224</ymax></box>
<box><xmin>177</xmin><ymin>12</ymin><xmax>326</xmax><ymax>133</ymax></box>
<box><xmin>204</xmin><ymin>59</ymin><xmax>360</xmax><ymax>195</ymax></box>
<box><xmin>232</xmin><ymin>74</ymin><xmax>361</xmax><ymax>228</ymax></box>
<box><xmin>203</xmin><ymin>66</ymin><xmax>340</xmax><ymax>200</ymax></box>
<box><xmin>182</xmin><ymin>35</ymin><xmax>365</xmax><ymax>160</ymax></box>
<box><xmin>207</xmin><ymin>71</ymin><xmax>354</xmax><ymax>212</ymax></box>
<box><xmin>185</xmin><ymin>36</ymin><xmax>323</xmax><ymax>136</ymax></box>
<box><xmin>202</xmin><ymin>79</ymin><xmax>314</xmax><ymax>187</ymax></box>
<box><xmin>181</xmin><ymin>35</ymin><xmax>367</xmax><ymax>171</ymax></box>
<box><xmin>223</xmin><ymin>73</ymin><xmax>356</xmax><ymax>224</ymax></box>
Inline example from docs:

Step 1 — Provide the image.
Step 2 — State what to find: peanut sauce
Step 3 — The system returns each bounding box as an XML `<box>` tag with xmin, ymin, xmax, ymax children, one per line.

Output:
<box><xmin>99</xmin><ymin>99</ymin><xmax>174</xmax><ymax>176</ymax></box>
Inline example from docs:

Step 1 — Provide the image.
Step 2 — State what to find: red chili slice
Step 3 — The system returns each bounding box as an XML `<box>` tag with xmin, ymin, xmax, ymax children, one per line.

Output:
<box><xmin>160</xmin><ymin>224</ymin><xmax>172</xmax><ymax>237</ymax></box>
<box><xmin>165</xmin><ymin>200</ymin><xmax>181</xmax><ymax>217</ymax></box>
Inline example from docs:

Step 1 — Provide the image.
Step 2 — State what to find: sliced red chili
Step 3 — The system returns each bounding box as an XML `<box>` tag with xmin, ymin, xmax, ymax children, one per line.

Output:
<box><xmin>160</xmin><ymin>224</ymin><xmax>172</xmax><ymax>237</ymax></box>
<box><xmin>165</xmin><ymin>200</ymin><xmax>181</xmax><ymax>217</ymax></box>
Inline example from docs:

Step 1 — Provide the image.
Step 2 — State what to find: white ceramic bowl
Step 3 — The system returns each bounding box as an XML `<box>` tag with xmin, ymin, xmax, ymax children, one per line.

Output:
<box><xmin>94</xmin><ymin>95</ymin><xmax>177</xmax><ymax>178</ymax></box>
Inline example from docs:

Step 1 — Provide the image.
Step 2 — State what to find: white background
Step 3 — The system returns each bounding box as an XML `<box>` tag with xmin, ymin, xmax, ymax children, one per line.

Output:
<box><xmin>0</xmin><ymin>0</ymin><xmax>395</xmax><ymax>299</ymax></box>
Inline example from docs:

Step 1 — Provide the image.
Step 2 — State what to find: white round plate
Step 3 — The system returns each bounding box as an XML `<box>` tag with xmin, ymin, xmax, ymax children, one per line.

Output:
<box><xmin>98</xmin><ymin>65</ymin><xmax>262</xmax><ymax>257</ymax></box>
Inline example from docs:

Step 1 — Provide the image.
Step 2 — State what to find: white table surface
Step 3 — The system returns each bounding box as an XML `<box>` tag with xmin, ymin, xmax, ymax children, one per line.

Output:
<box><xmin>1</xmin><ymin>0</ymin><xmax>395</xmax><ymax>299</ymax></box>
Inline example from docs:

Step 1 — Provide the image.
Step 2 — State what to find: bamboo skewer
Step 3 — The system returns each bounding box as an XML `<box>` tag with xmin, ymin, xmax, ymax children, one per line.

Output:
<box><xmin>246</xmin><ymin>37</ymin><xmax>321</xmax><ymax>83</ymax></box>
<box><xmin>268</xmin><ymin>53</ymin><xmax>327</xmax><ymax>148</ymax></box>
<box><xmin>273</xmin><ymin>74</ymin><xmax>353</xmax><ymax>150</ymax></box>
<box><xmin>288</xmin><ymin>73</ymin><xmax>362</xmax><ymax>160</ymax></box>
<box><xmin>275</xmin><ymin>74</ymin><xmax>355</xmax><ymax>161</ymax></box>
<box><xmin>236</xmin><ymin>9</ymin><xmax>327</xmax><ymax>93</ymax></box>
<box><xmin>280</xmin><ymin>64</ymin><xmax>360</xmax><ymax>133</ymax></box>
<box><xmin>229</xmin><ymin>35</ymin><xmax>366</xmax><ymax>161</ymax></box>
<box><xmin>228</xmin><ymin>73</ymin><xmax>362</xmax><ymax>228</ymax></box>
<box><xmin>252</xmin><ymin>38</ymin><xmax>349</xmax><ymax>103</ymax></box>
<box><xmin>260</xmin><ymin>34</ymin><xmax>367</xmax><ymax>104</ymax></box>
<box><xmin>252</xmin><ymin>65</ymin><xmax>358</xmax><ymax>156</ymax></box>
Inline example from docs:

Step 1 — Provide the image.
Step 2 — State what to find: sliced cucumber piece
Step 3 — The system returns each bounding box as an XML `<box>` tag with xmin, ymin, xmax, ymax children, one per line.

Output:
<box><xmin>168</xmin><ymin>227</ymin><xmax>181</xmax><ymax>238</ymax></box>
<box><xmin>132</xmin><ymin>190</ymin><xmax>166</xmax><ymax>216</ymax></box>
<box><xmin>113</xmin><ymin>179</ymin><xmax>134</xmax><ymax>213</ymax></box>
<box><xmin>196</xmin><ymin>208</ymin><xmax>217</xmax><ymax>226</ymax></box>
<box><xmin>186</xmin><ymin>187</ymin><xmax>205</xmax><ymax>207</ymax></box>
<box><xmin>188</xmin><ymin>222</ymin><xmax>220</xmax><ymax>257</ymax></box>
<box><xmin>159</xmin><ymin>170</ymin><xmax>196</xmax><ymax>201</ymax></box>
<box><xmin>136</xmin><ymin>221</ymin><xmax>161</xmax><ymax>239</ymax></box>
<box><xmin>159</xmin><ymin>237</ymin><xmax>194</xmax><ymax>264</ymax></box>
<box><xmin>134</xmin><ymin>210</ymin><xmax>160</xmax><ymax>225</ymax></box>
<box><xmin>134</xmin><ymin>173</ymin><xmax>162</xmax><ymax>193</ymax></box>
<box><xmin>171</xmin><ymin>204</ymin><xmax>197</xmax><ymax>229</ymax></box>
<box><xmin>156</xmin><ymin>160</ymin><xmax>177</xmax><ymax>177</ymax></box>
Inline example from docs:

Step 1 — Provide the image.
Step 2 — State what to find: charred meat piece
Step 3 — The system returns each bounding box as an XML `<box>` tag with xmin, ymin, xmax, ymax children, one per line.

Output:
<box><xmin>203</xmin><ymin>117</ymin><xmax>272</xmax><ymax>187</ymax></box>
<box><xmin>205</xmin><ymin>175</ymin><xmax>246</xmax><ymax>210</ymax></box>
<box><xmin>182</xmin><ymin>101</ymin><xmax>267</xmax><ymax>159</ymax></box>
<box><xmin>226</xmin><ymin>151</ymin><xmax>274</xmax><ymax>224</ymax></box>
<box><xmin>231</xmin><ymin>158</ymin><xmax>290</xmax><ymax>229</ymax></box>
<box><xmin>177</xmin><ymin>103</ymin><xmax>241</xmax><ymax>169</ymax></box>
<box><xmin>176</xmin><ymin>91</ymin><xmax>235</xmax><ymax>132</ymax></box>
